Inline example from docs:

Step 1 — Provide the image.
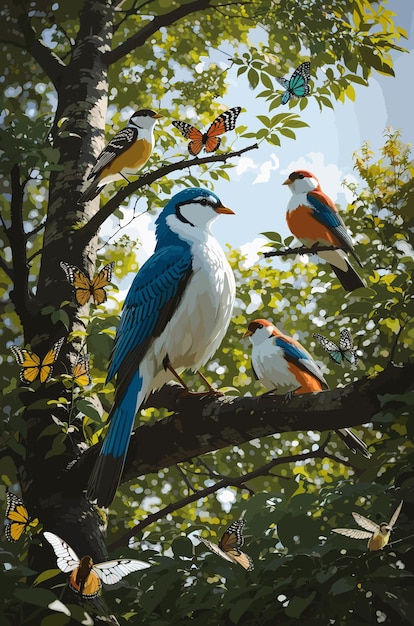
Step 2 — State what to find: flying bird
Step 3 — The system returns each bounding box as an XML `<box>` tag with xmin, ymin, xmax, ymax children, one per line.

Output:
<box><xmin>172</xmin><ymin>107</ymin><xmax>241</xmax><ymax>156</ymax></box>
<box><xmin>78</xmin><ymin>109</ymin><xmax>162</xmax><ymax>203</ymax></box>
<box><xmin>195</xmin><ymin>518</ymin><xmax>254</xmax><ymax>571</ymax></box>
<box><xmin>243</xmin><ymin>318</ymin><xmax>370</xmax><ymax>458</ymax></box>
<box><xmin>283</xmin><ymin>169</ymin><xmax>365</xmax><ymax>291</ymax></box>
<box><xmin>276</xmin><ymin>62</ymin><xmax>311</xmax><ymax>105</ymax></box>
<box><xmin>332</xmin><ymin>500</ymin><xmax>403</xmax><ymax>550</ymax></box>
<box><xmin>313</xmin><ymin>328</ymin><xmax>359</xmax><ymax>367</ymax></box>
<box><xmin>87</xmin><ymin>188</ymin><xmax>236</xmax><ymax>507</ymax></box>
<box><xmin>43</xmin><ymin>531</ymin><xmax>150</xmax><ymax>598</ymax></box>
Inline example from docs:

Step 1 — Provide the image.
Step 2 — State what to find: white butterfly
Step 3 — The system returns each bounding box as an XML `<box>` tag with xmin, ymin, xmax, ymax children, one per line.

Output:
<box><xmin>44</xmin><ymin>531</ymin><xmax>151</xmax><ymax>597</ymax></box>
<box><xmin>332</xmin><ymin>501</ymin><xmax>403</xmax><ymax>551</ymax></box>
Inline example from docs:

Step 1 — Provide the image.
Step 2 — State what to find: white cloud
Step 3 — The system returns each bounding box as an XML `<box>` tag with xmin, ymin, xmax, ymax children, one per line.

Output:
<box><xmin>239</xmin><ymin>237</ymin><xmax>266</xmax><ymax>267</ymax></box>
<box><xmin>253</xmin><ymin>153</ymin><xmax>280</xmax><ymax>184</ymax></box>
<box><xmin>236</xmin><ymin>156</ymin><xmax>258</xmax><ymax>175</ymax></box>
<box><xmin>281</xmin><ymin>152</ymin><xmax>357</xmax><ymax>203</ymax></box>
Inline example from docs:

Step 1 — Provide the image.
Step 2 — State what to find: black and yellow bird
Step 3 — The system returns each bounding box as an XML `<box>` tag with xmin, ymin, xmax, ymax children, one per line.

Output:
<box><xmin>79</xmin><ymin>109</ymin><xmax>162</xmax><ymax>203</ymax></box>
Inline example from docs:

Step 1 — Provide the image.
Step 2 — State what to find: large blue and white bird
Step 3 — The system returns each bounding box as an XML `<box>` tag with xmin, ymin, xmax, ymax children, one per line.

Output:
<box><xmin>243</xmin><ymin>319</ymin><xmax>371</xmax><ymax>459</ymax></box>
<box><xmin>87</xmin><ymin>188</ymin><xmax>236</xmax><ymax>506</ymax></box>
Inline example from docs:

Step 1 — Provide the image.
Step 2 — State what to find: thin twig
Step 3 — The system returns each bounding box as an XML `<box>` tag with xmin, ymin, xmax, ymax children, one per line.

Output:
<box><xmin>108</xmin><ymin>446</ymin><xmax>343</xmax><ymax>550</ymax></box>
<box><xmin>263</xmin><ymin>244</ymin><xmax>341</xmax><ymax>259</ymax></box>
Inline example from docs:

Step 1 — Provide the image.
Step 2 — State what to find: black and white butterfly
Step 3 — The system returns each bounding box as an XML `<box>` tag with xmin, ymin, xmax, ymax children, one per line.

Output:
<box><xmin>195</xmin><ymin>518</ymin><xmax>254</xmax><ymax>571</ymax></box>
<box><xmin>313</xmin><ymin>328</ymin><xmax>359</xmax><ymax>366</ymax></box>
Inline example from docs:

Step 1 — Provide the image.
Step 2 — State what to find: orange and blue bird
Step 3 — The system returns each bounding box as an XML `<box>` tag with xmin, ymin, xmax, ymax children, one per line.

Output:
<box><xmin>283</xmin><ymin>169</ymin><xmax>365</xmax><ymax>292</ymax></box>
<box><xmin>243</xmin><ymin>318</ymin><xmax>370</xmax><ymax>458</ymax></box>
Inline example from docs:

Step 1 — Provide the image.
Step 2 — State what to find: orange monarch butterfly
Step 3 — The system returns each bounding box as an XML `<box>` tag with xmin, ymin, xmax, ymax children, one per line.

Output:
<box><xmin>5</xmin><ymin>492</ymin><xmax>39</xmax><ymax>542</ymax></box>
<box><xmin>69</xmin><ymin>352</ymin><xmax>91</xmax><ymax>387</ymax></box>
<box><xmin>43</xmin><ymin>532</ymin><xmax>151</xmax><ymax>598</ymax></box>
<box><xmin>11</xmin><ymin>337</ymin><xmax>64</xmax><ymax>384</ymax></box>
<box><xmin>172</xmin><ymin>107</ymin><xmax>241</xmax><ymax>156</ymax></box>
<box><xmin>60</xmin><ymin>261</ymin><xmax>114</xmax><ymax>306</ymax></box>
<box><xmin>195</xmin><ymin>518</ymin><xmax>254</xmax><ymax>571</ymax></box>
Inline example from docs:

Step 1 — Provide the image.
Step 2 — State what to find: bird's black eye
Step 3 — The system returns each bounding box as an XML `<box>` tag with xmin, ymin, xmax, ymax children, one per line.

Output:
<box><xmin>199</xmin><ymin>198</ymin><xmax>208</xmax><ymax>206</ymax></box>
<box><xmin>258</xmin><ymin>324</ymin><xmax>263</xmax><ymax>329</ymax></box>
<box><xmin>298</xmin><ymin>174</ymin><xmax>304</xmax><ymax>179</ymax></box>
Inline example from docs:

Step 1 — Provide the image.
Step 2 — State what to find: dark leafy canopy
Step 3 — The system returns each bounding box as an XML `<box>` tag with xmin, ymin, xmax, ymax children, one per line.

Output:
<box><xmin>0</xmin><ymin>0</ymin><xmax>412</xmax><ymax>624</ymax></box>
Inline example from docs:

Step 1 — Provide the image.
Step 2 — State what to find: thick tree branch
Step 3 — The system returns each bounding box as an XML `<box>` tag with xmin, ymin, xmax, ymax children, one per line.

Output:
<box><xmin>75</xmin><ymin>362</ymin><xmax>413</xmax><ymax>488</ymax></box>
<box><xmin>76</xmin><ymin>143</ymin><xmax>258</xmax><ymax>245</ymax></box>
<box><xmin>103</xmin><ymin>0</ymin><xmax>213</xmax><ymax>65</ymax></box>
<box><xmin>109</xmin><ymin>447</ymin><xmax>342</xmax><ymax>550</ymax></box>
<box><xmin>263</xmin><ymin>244</ymin><xmax>341</xmax><ymax>258</ymax></box>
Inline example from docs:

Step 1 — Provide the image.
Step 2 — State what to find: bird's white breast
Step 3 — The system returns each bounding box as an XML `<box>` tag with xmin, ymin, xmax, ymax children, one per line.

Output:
<box><xmin>252</xmin><ymin>339</ymin><xmax>299</xmax><ymax>394</ymax></box>
<box><xmin>150</xmin><ymin>234</ymin><xmax>235</xmax><ymax>389</ymax></box>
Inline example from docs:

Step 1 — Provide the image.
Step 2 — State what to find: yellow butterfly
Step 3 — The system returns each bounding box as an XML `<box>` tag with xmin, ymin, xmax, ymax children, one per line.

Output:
<box><xmin>11</xmin><ymin>337</ymin><xmax>64</xmax><ymax>384</ymax></box>
<box><xmin>5</xmin><ymin>492</ymin><xmax>39</xmax><ymax>542</ymax></box>
<box><xmin>69</xmin><ymin>353</ymin><xmax>91</xmax><ymax>387</ymax></box>
<box><xmin>60</xmin><ymin>261</ymin><xmax>114</xmax><ymax>306</ymax></box>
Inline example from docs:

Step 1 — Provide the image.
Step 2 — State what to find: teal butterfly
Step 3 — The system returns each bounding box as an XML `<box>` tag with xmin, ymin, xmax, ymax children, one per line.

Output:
<box><xmin>276</xmin><ymin>62</ymin><xmax>311</xmax><ymax>105</ymax></box>
<box><xmin>313</xmin><ymin>328</ymin><xmax>358</xmax><ymax>366</ymax></box>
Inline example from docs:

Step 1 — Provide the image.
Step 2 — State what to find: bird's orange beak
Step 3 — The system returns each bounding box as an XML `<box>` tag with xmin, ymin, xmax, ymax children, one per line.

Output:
<box><xmin>215</xmin><ymin>204</ymin><xmax>235</xmax><ymax>215</ymax></box>
<box><xmin>283</xmin><ymin>178</ymin><xmax>293</xmax><ymax>185</ymax></box>
<box><xmin>152</xmin><ymin>113</ymin><xmax>163</xmax><ymax>119</ymax></box>
<box><xmin>242</xmin><ymin>329</ymin><xmax>253</xmax><ymax>338</ymax></box>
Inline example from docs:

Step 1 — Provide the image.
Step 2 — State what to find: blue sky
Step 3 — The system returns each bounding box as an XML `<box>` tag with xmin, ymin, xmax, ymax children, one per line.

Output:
<box><xmin>101</xmin><ymin>1</ymin><xmax>413</xmax><ymax>276</ymax></box>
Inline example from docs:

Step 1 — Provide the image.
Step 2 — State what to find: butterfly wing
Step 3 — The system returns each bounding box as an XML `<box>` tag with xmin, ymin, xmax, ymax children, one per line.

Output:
<box><xmin>332</xmin><ymin>528</ymin><xmax>373</xmax><ymax>540</ymax></box>
<box><xmin>388</xmin><ymin>500</ymin><xmax>403</xmax><ymax>530</ymax></box>
<box><xmin>219</xmin><ymin>518</ymin><xmax>246</xmax><ymax>551</ymax></box>
<box><xmin>11</xmin><ymin>346</ymin><xmax>42</xmax><ymax>383</ymax></box>
<box><xmin>71</xmin><ymin>353</ymin><xmax>91</xmax><ymax>386</ymax></box>
<box><xmin>313</xmin><ymin>333</ymin><xmax>343</xmax><ymax>365</ymax></box>
<box><xmin>352</xmin><ymin>512</ymin><xmax>380</xmax><ymax>533</ymax></box>
<box><xmin>94</xmin><ymin>558</ymin><xmax>151</xmax><ymax>585</ymax></box>
<box><xmin>339</xmin><ymin>328</ymin><xmax>358</xmax><ymax>365</ymax></box>
<box><xmin>203</xmin><ymin>107</ymin><xmax>241</xmax><ymax>153</ymax></box>
<box><xmin>195</xmin><ymin>534</ymin><xmax>237</xmax><ymax>565</ymax></box>
<box><xmin>38</xmin><ymin>337</ymin><xmax>65</xmax><ymax>383</ymax></box>
<box><xmin>88</xmin><ymin>262</ymin><xmax>114</xmax><ymax>305</ymax></box>
<box><xmin>43</xmin><ymin>532</ymin><xmax>80</xmax><ymax>573</ymax></box>
<box><xmin>5</xmin><ymin>493</ymin><xmax>30</xmax><ymax>542</ymax></box>
<box><xmin>172</xmin><ymin>121</ymin><xmax>204</xmax><ymax>156</ymax></box>
<box><xmin>288</xmin><ymin>62</ymin><xmax>311</xmax><ymax>98</ymax></box>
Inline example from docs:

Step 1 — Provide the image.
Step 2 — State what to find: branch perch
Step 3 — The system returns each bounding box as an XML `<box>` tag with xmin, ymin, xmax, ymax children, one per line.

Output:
<box><xmin>73</xmin><ymin>362</ymin><xmax>413</xmax><ymax>488</ymax></box>
<box><xmin>77</xmin><ymin>143</ymin><xmax>258</xmax><ymax>244</ymax></box>
<box><xmin>263</xmin><ymin>244</ymin><xmax>341</xmax><ymax>258</ymax></box>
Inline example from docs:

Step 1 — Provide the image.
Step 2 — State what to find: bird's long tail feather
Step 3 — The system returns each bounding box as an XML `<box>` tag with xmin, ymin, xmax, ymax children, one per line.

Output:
<box><xmin>330</xmin><ymin>260</ymin><xmax>366</xmax><ymax>292</ymax></box>
<box><xmin>337</xmin><ymin>428</ymin><xmax>371</xmax><ymax>458</ymax></box>
<box><xmin>87</xmin><ymin>371</ymin><xmax>143</xmax><ymax>507</ymax></box>
<box><xmin>78</xmin><ymin>179</ymin><xmax>102</xmax><ymax>204</ymax></box>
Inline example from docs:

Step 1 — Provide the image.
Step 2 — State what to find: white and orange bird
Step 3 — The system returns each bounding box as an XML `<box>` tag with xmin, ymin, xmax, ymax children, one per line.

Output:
<box><xmin>283</xmin><ymin>169</ymin><xmax>365</xmax><ymax>292</ymax></box>
<box><xmin>243</xmin><ymin>318</ymin><xmax>370</xmax><ymax>458</ymax></box>
<box><xmin>44</xmin><ymin>532</ymin><xmax>150</xmax><ymax>598</ymax></box>
<box><xmin>79</xmin><ymin>109</ymin><xmax>162</xmax><ymax>203</ymax></box>
<box><xmin>332</xmin><ymin>501</ymin><xmax>403</xmax><ymax>551</ymax></box>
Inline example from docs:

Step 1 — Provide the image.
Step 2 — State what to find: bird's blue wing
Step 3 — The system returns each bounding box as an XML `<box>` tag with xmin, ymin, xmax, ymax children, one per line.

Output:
<box><xmin>108</xmin><ymin>245</ymin><xmax>193</xmax><ymax>398</ymax></box>
<box><xmin>275</xmin><ymin>336</ymin><xmax>327</xmax><ymax>387</ymax></box>
<box><xmin>306</xmin><ymin>191</ymin><xmax>356</xmax><ymax>254</ymax></box>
